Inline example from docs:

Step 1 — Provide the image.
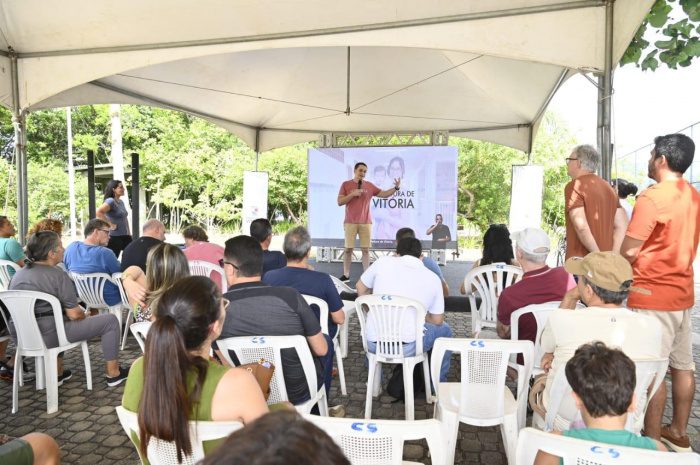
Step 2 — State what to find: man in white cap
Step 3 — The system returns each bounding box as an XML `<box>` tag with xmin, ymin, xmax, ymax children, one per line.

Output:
<box><xmin>538</xmin><ymin>252</ymin><xmax>662</xmax><ymax>420</ymax></box>
<box><xmin>496</xmin><ymin>228</ymin><xmax>576</xmax><ymax>350</ymax></box>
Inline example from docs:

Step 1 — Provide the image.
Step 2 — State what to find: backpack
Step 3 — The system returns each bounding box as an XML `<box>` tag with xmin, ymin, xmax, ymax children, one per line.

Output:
<box><xmin>385</xmin><ymin>363</ymin><xmax>426</xmax><ymax>401</ymax></box>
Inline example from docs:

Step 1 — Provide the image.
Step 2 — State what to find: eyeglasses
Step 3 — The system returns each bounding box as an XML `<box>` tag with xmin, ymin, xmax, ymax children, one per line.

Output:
<box><xmin>98</xmin><ymin>229</ymin><xmax>111</xmax><ymax>233</ymax></box>
<box><xmin>565</xmin><ymin>157</ymin><xmax>579</xmax><ymax>163</ymax></box>
<box><xmin>221</xmin><ymin>298</ymin><xmax>230</xmax><ymax>308</ymax></box>
<box><xmin>219</xmin><ymin>259</ymin><xmax>238</xmax><ymax>270</ymax></box>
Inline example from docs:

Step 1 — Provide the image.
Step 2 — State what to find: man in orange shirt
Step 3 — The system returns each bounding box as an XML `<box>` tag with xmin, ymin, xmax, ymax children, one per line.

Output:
<box><xmin>564</xmin><ymin>144</ymin><xmax>628</xmax><ymax>259</ymax></box>
<box><xmin>621</xmin><ymin>133</ymin><xmax>700</xmax><ymax>452</ymax></box>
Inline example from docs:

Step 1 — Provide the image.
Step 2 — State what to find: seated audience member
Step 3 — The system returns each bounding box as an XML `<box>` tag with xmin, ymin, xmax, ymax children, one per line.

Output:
<box><xmin>181</xmin><ymin>224</ymin><xmax>225</xmax><ymax>289</ymax></box>
<box><xmin>460</xmin><ymin>223</ymin><xmax>520</xmax><ymax>295</ymax></box>
<box><xmin>539</xmin><ymin>252</ymin><xmax>662</xmax><ymax>418</ymax></box>
<box><xmin>611</xmin><ymin>178</ymin><xmax>638</xmax><ymax>221</ymax></box>
<box><xmin>199</xmin><ymin>410</ymin><xmax>350</xmax><ymax>465</ymax></box>
<box><xmin>216</xmin><ymin>235</ymin><xmax>328</xmax><ymax>406</ymax></box>
<box><xmin>0</xmin><ymin>432</ymin><xmax>61</xmax><ymax>465</ymax></box>
<box><xmin>63</xmin><ymin>218</ymin><xmax>121</xmax><ymax>307</ymax></box>
<box><xmin>122</xmin><ymin>243</ymin><xmax>190</xmax><ymax>321</ymax></box>
<box><xmin>9</xmin><ymin>231</ymin><xmax>127</xmax><ymax>386</ymax></box>
<box><xmin>0</xmin><ymin>215</ymin><xmax>25</xmax><ymax>272</ymax></box>
<box><xmin>395</xmin><ymin>227</ymin><xmax>450</xmax><ymax>297</ymax></box>
<box><xmin>535</xmin><ymin>342</ymin><xmax>665</xmax><ymax>465</ymax></box>
<box><xmin>263</xmin><ymin>226</ymin><xmax>344</xmax><ymax>396</ymax></box>
<box><xmin>250</xmin><ymin>218</ymin><xmax>286</xmax><ymax>276</ymax></box>
<box><xmin>120</xmin><ymin>219</ymin><xmax>165</xmax><ymax>272</ymax></box>
<box><xmin>27</xmin><ymin>218</ymin><xmax>64</xmax><ymax>238</ymax></box>
<box><xmin>357</xmin><ymin>237</ymin><xmax>452</xmax><ymax>381</ymax></box>
<box><xmin>122</xmin><ymin>276</ymin><xmax>269</xmax><ymax>461</ymax></box>
<box><xmin>496</xmin><ymin>228</ymin><xmax>575</xmax><ymax>346</ymax></box>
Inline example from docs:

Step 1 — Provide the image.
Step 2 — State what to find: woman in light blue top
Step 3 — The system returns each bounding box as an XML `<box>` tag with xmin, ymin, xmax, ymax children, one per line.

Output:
<box><xmin>96</xmin><ymin>179</ymin><xmax>132</xmax><ymax>258</ymax></box>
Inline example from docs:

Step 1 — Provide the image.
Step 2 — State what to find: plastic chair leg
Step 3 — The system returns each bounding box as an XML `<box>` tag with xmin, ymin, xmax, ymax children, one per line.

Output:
<box><xmin>339</xmin><ymin>322</ymin><xmax>349</xmax><ymax>358</ymax></box>
<box><xmin>34</xmin><ymin>355</ymin><xmax>45</xmax><ymax>390</ymax></box>
<box><xmin>501</xmin><ymin>413</ymin><xmax>518</xmax><ymax>465</ymax></box>
<box><xmin>422</xmin><ymin>359</ymin><xmax>432</xmax><ymax>404</ymax></box>
<box><xmin>403</xmin><ymin>361</ymin><xmax>415</xmax><ymax>421</ymax></box>
<box><xmin>440</xmin><ymin>410</ymin><xmax>459</xmax><ymax>465</ymax></box>
<box><xmin>334</xmin><ymin>339</ymin><xmax>347</xmax><ymax>396</ymax></box>
<box><xmin>120</xmin><ymin>308</ymin><xmax>132</xmax><ymax>350</ymax></box>
<box><xmin>81</xmin><ymin>342</ymin><xmax>93</xmax><ymax>390</ymax></box>
<box><xmin>317</xmin><ymin>389</ymin><xmax>329</xmax><ymax>417</ymax></box>
<box><xmin>44</xmin><ymin>353</ymin><xmax>59</xmax><ymax>414</ymax></box>
<box><xmin>365</xmin><ymin>360</ymin><xmax>378</xmax><ymax>419</ymax></box>
<box><xmin>12</xmin><ymin>354</ymin><xmax>21</xmax><ymax>414</ymax></box>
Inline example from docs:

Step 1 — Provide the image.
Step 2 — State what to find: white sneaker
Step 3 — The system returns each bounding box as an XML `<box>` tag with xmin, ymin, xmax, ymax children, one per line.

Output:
<box><xmin>329</xmin><ymin>405</ymin><xmax>346</xmax><ymax>417</ymax></box>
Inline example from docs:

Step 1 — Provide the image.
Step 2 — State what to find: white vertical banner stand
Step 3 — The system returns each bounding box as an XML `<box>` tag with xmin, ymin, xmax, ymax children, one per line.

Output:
<box><xmin>509</xmin><ymin>164</ymin><xmax>544</xmax><ymax>232</ymax></box>
<box><xmin>242</xmin><ymin>171</ymin><xmax>269</xmax><ymax>235</ymax></box>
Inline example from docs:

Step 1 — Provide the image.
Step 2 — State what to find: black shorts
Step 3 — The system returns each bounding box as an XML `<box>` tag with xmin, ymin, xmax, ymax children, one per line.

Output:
<box><xmin>107</xmin><ymin>235</ymin><xmax>132</xmax><ymax>259</ymax></box>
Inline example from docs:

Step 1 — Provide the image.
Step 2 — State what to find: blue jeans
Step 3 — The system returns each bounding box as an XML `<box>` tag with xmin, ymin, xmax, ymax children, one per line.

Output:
<box><xmin>367</xmin><ymin>322</ymin><xmax>452</xmax><ymax>382</ymax></box>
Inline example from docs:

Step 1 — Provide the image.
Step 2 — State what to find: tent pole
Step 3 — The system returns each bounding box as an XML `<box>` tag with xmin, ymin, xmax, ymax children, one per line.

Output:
<box><xmin>598</xmin><ymin>0</ymin><xmax>614</xmax><ymax>181</ymax></box>
<box><xmin>346</xmin><ymin>47</ymin><xmax>351</xmax><ymax>115</ymax></box>
<box><xmin>9</xmin><ymin>49</ymin><xmax>28</xmax><ymax>244</ymax></box>
<box><xmin>254</xmin><ymin>128</ymin><xmax>260</xmax><ymax>171</ymax></box>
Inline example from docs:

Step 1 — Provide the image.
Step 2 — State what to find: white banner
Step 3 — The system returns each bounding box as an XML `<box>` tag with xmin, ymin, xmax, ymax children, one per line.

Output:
<box><xmin>243</xmin><ymin>171</ymin><xmax>269</xmax><ymax>235</ymax></box>
<box><xmin>509</xmin><ymin>164</ymin><xmax>544</xmax><ymax>232</ymax></box>
<box><xmin>308</xmin><ymin>147</ymin><xmax>458</xmax><ymax>248</ymax></box>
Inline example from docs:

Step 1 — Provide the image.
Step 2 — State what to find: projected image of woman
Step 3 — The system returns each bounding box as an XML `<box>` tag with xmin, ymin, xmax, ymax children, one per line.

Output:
<box><xmin>372</xmin><ymin>156</ymin><xmax>409</xmax><ymax>241</ymax></box>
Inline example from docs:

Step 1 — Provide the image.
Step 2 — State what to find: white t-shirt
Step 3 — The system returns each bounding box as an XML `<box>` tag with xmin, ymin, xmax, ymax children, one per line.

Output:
<box><xmin>359</xmin><ymin>255</ymin><xmax>444</xmax><ymax>343</ymax></box>
<box><xmin>540</xmin><ymin>306</ymin><xmax>662</xmax><ymax>413</ymax></box>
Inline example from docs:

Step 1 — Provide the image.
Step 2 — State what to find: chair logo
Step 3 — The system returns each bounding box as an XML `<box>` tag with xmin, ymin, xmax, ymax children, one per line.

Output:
<box><xmin>252</xmin><ymin>336</ymin><xmax>266</xmax><ymax>344</ymax></box>
<box><xmin>590</xmin><ymin>446</ymin><xmax>620</xmax><ymax>458</ymax></box>
<box><xmin>351</xmin><ymin>422</ymin><xmax>378</xmax><ymax>433</ymax></box>
<box><xmin>470</xmin><ymin>340</ymin><xmax>485</xmax><ymax>348</ymax></box>
<box><xmin>380</xmin><ymin>295</ymin><xmax>393</xmax><ymax>301</ymax></box>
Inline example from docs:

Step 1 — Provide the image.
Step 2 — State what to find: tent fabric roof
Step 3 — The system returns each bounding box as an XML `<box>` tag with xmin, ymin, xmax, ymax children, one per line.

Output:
<box><xmin>0</xmin><ymin>0</ymin><xmax>653</xmax><ymax>152</ymax></box>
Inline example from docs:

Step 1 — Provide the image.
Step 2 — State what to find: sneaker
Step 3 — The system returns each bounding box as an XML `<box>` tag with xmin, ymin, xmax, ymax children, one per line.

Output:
<box><xmin>660</xmin><ymin>425</ymin><xmax>692</xmax><ymax>452</ymax></box>
<box><xmin>0</xmin><ymin>361</ymin><xmax>35</xmax><ymax>382</ymax></box>
<box><xmin>106</xmin><ymin>366</ymin><xmax>129</xmax><ymax>387</ymax></box>
<box><xmin>328</xmin><ymin>405</ymin><xmax>346</xmax><ymax>418</ymax></box>
<box><xmin>339</xmin><ymin>275</ymin><xmax>350</xmax><ymax>282</ymax></box>
<box><xmin>57</xmin><ymin>369</ymin><xmax>73</xmax><ymax>387</ymax></box>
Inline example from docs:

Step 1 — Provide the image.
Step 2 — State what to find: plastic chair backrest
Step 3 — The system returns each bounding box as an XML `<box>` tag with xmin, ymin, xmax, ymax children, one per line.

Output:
<box><xmin>354</xmin><ymin>295</ymin><xmax>427</xmax><ymax>358</ymax></box>
<box><xmin>303</xmin><ymin>415</ymin><xmax>447</xmax><ymax>465</ymax></box>
<box><xmin>111</xmin><ymin>272</ymin><xmax>131</xmax><ymax>308</ymax></box>
<box><xmin>130</xmin><ymin>321</ymin><xmax>152</xmax><ymax>353</ymax></box>
<box><xmin>69</xmin><ymin>272</ymin><xmax>114</xmax><ymax>309</ymax></box>
<box><xmin>0</xmin><ymin>259</ymin><xmax>20</xmax><ymax>291</ymax></box>
<box><xmin>431</xmin><ymin>337</ymin><xmax>533</xmax><ymax>421</ymax></box>
<box><xmin>115</xmin><ymin>406</ymin><xmax>243</xmax><ymax>465</ymax></box>
<box><xmin>216</xmin><ymin>335</ymin><xmax>317</xmax><ymax>405</ymax></box>
<box><xmin>302</xmin><ymin>294</ymin><xmax>330</xmax><ymax>335</ymax></box>
<box><xmin>464</xmin><ymin>263</ymin><xmax>522</xmax><ymax>329</ymax></box>
<box><xmin>516</xmin><ymin>427</ymin><xmax>700</xmax><ymax>465</ymax></box>
<box><xmin>0</xmin><ymin>290</ymin><xmax>70</xmax><ymax>351</ymax></box>
<box><xmin>330</xmin><ymin>275</ymin><xmax>356</xmax><ymax>294</ymax></box>
<box><xmin>544</xmin><ymin>357</ymin><xmax>669</xmax><ymax>432</ymax></box>
<box><xmin>510</xmin><ymin>301</ymin><xmax>559</xmax><ymax>368</ymax></box>
<box><xmin>188</xmin><ymin>260</ymin><xmax>226</xmax><ymax>290</ymax></box>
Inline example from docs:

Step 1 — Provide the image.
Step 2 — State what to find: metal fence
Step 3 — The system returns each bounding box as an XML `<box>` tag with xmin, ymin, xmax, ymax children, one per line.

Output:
<box><xmin>614</xmin><ymin>122</ymin><xmax>700</xmax><ymax>190</ymax></box>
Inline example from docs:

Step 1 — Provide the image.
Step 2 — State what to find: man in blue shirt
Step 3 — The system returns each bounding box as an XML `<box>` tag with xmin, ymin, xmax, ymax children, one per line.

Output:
<box><xmin>250</xmin><ymin>218</ymin><xmax>287</xmax><ymax>276</ymax></box>
<box><xmin>63</xmin><ymin>218</ymin><xmax>121</xmax><ymax>306</ymax></box>
<box><xmin>264</xmin><ymin>226</ymin><xmax>345</xmax><ymax>396</ymax></box>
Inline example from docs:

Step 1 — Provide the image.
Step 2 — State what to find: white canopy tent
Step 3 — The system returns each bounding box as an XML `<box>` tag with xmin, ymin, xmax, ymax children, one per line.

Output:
<box><xmin>0</xmin><ymin>0</ymin><xmax>654</xmax><ymax>237</ymax></box>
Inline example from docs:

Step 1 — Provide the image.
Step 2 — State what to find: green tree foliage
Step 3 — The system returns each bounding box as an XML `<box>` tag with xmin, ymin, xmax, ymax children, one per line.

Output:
<box><xmin>622</xmin><ymin>0</ymin><xmax>700</xmax><ymax>70</ymax></box>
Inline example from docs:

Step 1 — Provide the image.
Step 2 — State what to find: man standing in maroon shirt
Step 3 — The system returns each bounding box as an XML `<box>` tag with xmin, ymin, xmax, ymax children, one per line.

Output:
<box><xmin>496</xmin><ymin>228</ymin><xmax>576</xmax><ymax>350</ymax></box>
<box><xmin>337</xmin><ymin>162</ymin><xmax>401</xmax><ymax>281</ymax></box>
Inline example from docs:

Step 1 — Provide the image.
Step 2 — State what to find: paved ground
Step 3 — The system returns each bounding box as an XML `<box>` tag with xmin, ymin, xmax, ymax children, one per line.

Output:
<box><xmin>1</xmin><ymin>264</ymin><xmax>699</xmax><ymax>464</ymax></box>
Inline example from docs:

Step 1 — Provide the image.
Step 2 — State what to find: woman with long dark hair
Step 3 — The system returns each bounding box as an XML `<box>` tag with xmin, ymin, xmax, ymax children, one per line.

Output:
<box><xmin>96</xmin><ymin>179</ymin><xmax>131</xmax><ymax>258</ymax></box>
<box><xmin>121</xmin><ymin>276</ymin><xmax>268</xmax><ymax>462</ymax></box>
<box><xmin>460</xmin><ymin>223</ymin><xmax>520</xmax><ymax>294</ymax></box>
<box><xmin>611</xmin><ymin>178</ymin><xmax>638</xmax><ymax>220</ymax></box>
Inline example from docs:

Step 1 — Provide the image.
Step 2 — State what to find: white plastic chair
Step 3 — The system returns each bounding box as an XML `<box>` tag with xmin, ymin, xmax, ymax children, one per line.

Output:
<box><xmin>330</xmin><ymin>275</ymin><xmax>357</xmax><ymax>359</ymax></box>
<box><xmin>112</xmin><ymin>272</ymin><xmax>135</xmax><ymax>349</ymax></box>
<box><xmin>216</xmin><ymin>335</ymin><xmax>328</xmax><ymax>415</ymax></box>
<box><xmin>304</xmin><ymin>415</ymin><xmax>448</xmax><ymax>465</ymax></box>
<box><xmin>431</xmin><ymin>337</ymin><xmax>534</xmax><ymax>465</ymax></box>
<box><xmin>0</xmin><ymin>290</ymin><xmax>93</xmax><ymax>414</ymax></box>
<box><xmin>115</xmin><ymin>405</ymin><xmax>243</xmax><ymax>465</ymax></box>
<box><xmin>0</xmin><ymin>259</ymin><xmax>20</xmax><ymax>290</ymax></box>
<box><xmin>543</xmin><ymin>357</ymin><xmax>669</xmax><ymax>434</ymax></box>
<box><xmin>463</xmin><ymin>263</ymin><xmax>523</xmax><ymax>336</ymax></box>
<box><xmin>354</xmin><ymin>294</ymin><xmax>432</xmax><ymax>421</ymax></box>
<box><xmin>188</xmin><ymin>260</ymin><xmax>226</xmax><ymax>290</ymax></box>
<box><xmin>70</xmin><ymin>272</ymin><xmax>127</xmax><ymax>342</ymax></box>
<box><xmin>302</xmin><ymin>294</ymin><xmax>346</xmax><ymax>395</ymax></box>
<box><xmin>516</xmin><ymin>427</ymin><xmax>700</xmax><ymax>465</ymax></box>
<box><xmin>130</xmin><ymin>321</ymin><xmax>152</xmax><ymax>353</ymax></box>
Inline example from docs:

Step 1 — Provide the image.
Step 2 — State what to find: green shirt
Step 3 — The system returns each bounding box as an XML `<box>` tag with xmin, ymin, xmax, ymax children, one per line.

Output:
<box><xmin>122</xmin><ymin>357</ymin><xmax>229</xmax><ymax>461</ymax></box>
<box><xmin>0</xmin><ymin>237</ymin><xmax>25</xmax><ymax>277</ymax></box>
<box><xmin>561</xmin><ymin>428</ymin><xmax>656</xmax><ymax>464</ymax></box>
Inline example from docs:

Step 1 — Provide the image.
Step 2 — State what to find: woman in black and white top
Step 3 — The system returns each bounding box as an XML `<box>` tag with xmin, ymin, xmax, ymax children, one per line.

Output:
<box><xmin>96</xmin><ymin>179</ymin><xmax>132</xmax><ymax>258</ymax></box>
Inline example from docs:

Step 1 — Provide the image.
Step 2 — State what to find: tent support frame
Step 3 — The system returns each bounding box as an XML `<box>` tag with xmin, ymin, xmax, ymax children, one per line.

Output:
<box><xmin>597</xmin><ymin>0</ymin><xmax>614</xmax><ymax>181</ymax></box>
<box><xmin>319</xmin><ymin>131</ymin><xmax>448</xmax><ymax>148</ymax></box>
<box><xmin>10</xmin><ymin>49</ymin><xmax>29</xmax><ymax>243</ymax></box>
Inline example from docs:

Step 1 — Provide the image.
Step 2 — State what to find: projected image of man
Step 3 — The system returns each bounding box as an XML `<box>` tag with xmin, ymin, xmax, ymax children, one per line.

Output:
<box><xmin>426</xmin><ymin>213</ymin><xmax>451</xmax><ymax>249</ymax></box>
<box><xmin>337</xmin><ymin>162</ymin><xmax>401</xmax><ymax>282</ymax></box>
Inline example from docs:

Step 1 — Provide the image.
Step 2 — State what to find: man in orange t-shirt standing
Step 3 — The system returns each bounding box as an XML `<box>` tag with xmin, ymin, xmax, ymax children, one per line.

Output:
<box><xmin>563</xmin><ymin>144</ymin><xmax>628</xmax><ymax>259</ymax></box>
<box><xmin>621</xmin><ymin>133</ymin><xmax>700</xmax><ymax>452</ymax></box>
<box><xmin>337</xmin><ymin>162</ymin><xmax>401</xmax><ymax>281</ymax></box>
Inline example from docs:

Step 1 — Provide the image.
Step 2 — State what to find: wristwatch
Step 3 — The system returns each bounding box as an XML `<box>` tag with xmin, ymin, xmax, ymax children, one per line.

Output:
<box><xmin>394</xmin><ymin>186</ymin><xmax>400</xmax><ymax>191</ymax></box>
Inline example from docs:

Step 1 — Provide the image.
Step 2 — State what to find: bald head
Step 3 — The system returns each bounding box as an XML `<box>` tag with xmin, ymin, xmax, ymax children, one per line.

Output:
<box><xmin>142</xmin><ymin>219</ymin><xmax>166</xmax><ymax>241</ymax></box>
